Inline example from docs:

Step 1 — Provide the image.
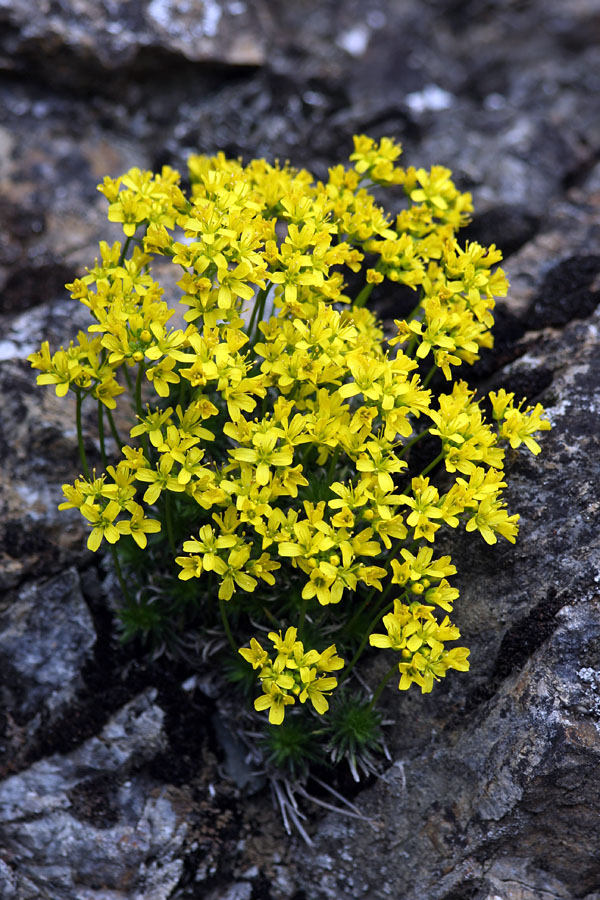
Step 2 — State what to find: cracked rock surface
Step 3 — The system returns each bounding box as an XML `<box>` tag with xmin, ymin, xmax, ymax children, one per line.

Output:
<box><xmin>0</xmin><ymin>1</ymin><xmax>599</xmax><ymax>898</ymax></box>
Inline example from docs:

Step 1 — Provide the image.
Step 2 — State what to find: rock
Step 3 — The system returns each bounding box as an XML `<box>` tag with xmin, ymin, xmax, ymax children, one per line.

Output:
<box><xmin>460</xmin><ymin>204</ymin><xmax>540</xmax><ymax>260</ymax></box>
<box><xmin>0</xmin><ymin>689</ymin><xmax>185</xmax><ymax>900</ymax></box>
<box><xmin>0</xmin><ymin>0</ymin><xmax>268</xmax><ymax>87</ymax></box>
<box><xmin>293</xmin><ymin>597</ymin><xmax>600</xmax><ymax>899</ymax></box>
<box><xmin>0</xmin><ymin>567</ymin><xmax>96</xmax><ymax>755</ymax></box>
<box><xmin>0</xmin><ymin>351</ymin><xmax>96</xmax><ymax>591</ymax></box>
<box><xmin>526</xmin><ymin>254</ymin><xmax>600</xmax><ymax>328</ymax></box>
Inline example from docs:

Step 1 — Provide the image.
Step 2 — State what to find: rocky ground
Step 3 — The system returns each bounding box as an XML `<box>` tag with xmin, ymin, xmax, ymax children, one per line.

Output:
<box><xmin>0</xmin><ymin>1</ymin><xmax>599</xmax><ymax>898</ymax></box>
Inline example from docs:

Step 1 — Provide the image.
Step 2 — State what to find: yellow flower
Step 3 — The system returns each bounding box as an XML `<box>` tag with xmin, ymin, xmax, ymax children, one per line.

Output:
<box><xmin>218</xmin><ymin>545</ymin><xmax>258</xmax><ymax>601</ymax></box>
<box><xmin>254</xmin><ymin>684</ymin><xmax>295</xmax><ymax>725</ymax></box>
<box><xmin>33</xmin><ymin>135</ymin><xmax>551</xmax><ymax>730</ymax></box>
<box><xmin>299</xmin><ymin>670</ymin><xmax>338</xmax><ymax>714</ymax></box>
<box><xmin>238</xmin><ymin>638</ymin><xmax>270</xmax><ymax>670</ymax></box>
<box><xmin>268</xmin><ymin>627</ymin><xmax>302</xmax><ymax>671</ymax></box>
<box><xmin>356</xmin><ymin>441</ymin><xmax>407</xmax><ymax>493</ymax></box>
<box><xmin>135</xmin><ymin>455</ymin><xmax>186</xmax><ymax>504</ymax></box>
<box><xmin>301</xmin><ymin>565</ymin><xmax>339</xmax><ymax>606</ymax></box>
<box><xmin>230</xmin><ymin>432</ymin><xmax>293</xmax><ymax>486</ymax></box>
<box><xmin>465</xmin><ymin>495</ymin><xmax>519</xmax><ymax>545</ymax></box>
<box><xmin>116</xmin><ymin>504</ymin><xmax>161</xmax><ymax>548</ymax></box>
<box><xmin>497</xmin><ymin>402</ymin><xmax>551</xmax><ymax>455</ymax></box>
<box><xmin>181</xmin><ymin>525</ymin><xmax>237</xmax><ymax>571</ymax></box>
<box><xmin>80</xmin><ymin>500</ymin><xmax>122</xmax><ymax>551</ymax></box>
<box><xmin>316</xmin><ymin>645</ymin><xmax>345</xmax><ymax>673</ymax></box>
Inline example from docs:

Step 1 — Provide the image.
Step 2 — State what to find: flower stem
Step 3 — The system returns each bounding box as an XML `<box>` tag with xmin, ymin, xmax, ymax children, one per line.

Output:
<box><xmin>297</xmin><ymin>594</ymin><xmax>308</xmax><ymax>641</ymax></box>
<box><xmin>106</xmin><ymin>407</ymin><xmax>123</xmax><ymax>450</ymax></box>
<box><xmin>110</xmin><ymin>545</ymin><xmax>132</xmax><ymax>605</ymax></box>
<box><xmin>419</xmin><ymin>450</ymin><xmax>445</xmax><ymax>479</ymax></box>
<box><xmin>327</xmin><ymin>447</ymin><xmax>341</xmax><ymax>482</ymax></box>
<box><xmin>406</xmin><ymin>295</ymin><xmax>424</xmax><ymax>323</ymax></box>
<box><xmin>219</xmin><ymin>597</ymin><xmax>238</xmax><ymax>654</ymax></box>
<box><xmin>354</xmin><ymin>281</ymin><xmax>374</xmax><ymax>309</ymax></box>
<box><xmin>164</xmin><ymin>492</ymin><xmax>176</xmax><ymax>555</ymax></box>
<box><xmin>118</xmin><ymin>235</ymin><xmax>133</xmax><ymax>266</ymax></box>
<box><xmin>248</xmin><ymin>284</ymin><xmax>271</xmax><ymax>344</ymax></box>
<box><xmin>75</xmin><ymin>390</ymin><xmax>90</xmax><ymax>479</ymax></box>
<box><xmin>135</xmin><ymin>363</ymin><xmax>144</xmax><ymax>419</ymax></box>
<box><xmin>340</xmin><ymin>599</ymin><xmax>395</xmax><ymax>685</ymax></box>
<box><xmin>134</xmin><ymin>363</ymin><xmax>150</xmax><ymax>458</ymax></box>
<box><xmin>399</xmin><ymin>427</ymin><xmax>431</xmax><ymax>458</ymax></box>
<box><xmin>97</xmin><ymin>400</ymin><xmax>108</xmax><ymax>469</ymax></box>
<box><xmin>368</xmin><ymin>663</ymin><xmax>398</xmax><ymax>710</ymax></box>
<box><xmin>261</xmin><ymin>605</ymin><xmax>281</xmax><ymax>628</ymax></box>
<box><xmin>246</xmin><ymin>291</ymin><xmax>262</xmax><ymax>336</ymax></box>
<box><xmin>123</xmin><ymin>365</ymin><xmax>134</xmax><ymax>394</ymax></box>
<box><xmin>422</xmin><ymin>364</ymin><xmax>437</xmax><ymax>388</ymax></box>
<box><xmin>405</xmin><ymin>335</ymin><xmax>419</xmax><ymax>358</ymax></box>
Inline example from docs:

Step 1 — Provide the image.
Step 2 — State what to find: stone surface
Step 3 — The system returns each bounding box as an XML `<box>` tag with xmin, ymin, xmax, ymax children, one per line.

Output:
<box><xmin>295</xmin><ymin>595</ymin><xmax>600</xmax><ymax>899</ymax></box>
<box><xmin>0</xmin><ymin>568</ymin><xmax>95</xmax><ymax>751</ymax></box>
<box><xmin>0</xmin><ymin>0</ymin><xmax>599</xmax><ymax>898</ymax></box>
<box><xmin>0</xmin><ymin>689</ymin><xmax>187</xmax><ymax>900</ymax></box>
<box><xmin>0</xmin><ymin>350</ymin><xmax>93</xmax><ymax>592</ymax></box>
<box><xmin>0</xmin><ymin>0</ymin><xmax>268</xmax><ymax>79</ymax></box>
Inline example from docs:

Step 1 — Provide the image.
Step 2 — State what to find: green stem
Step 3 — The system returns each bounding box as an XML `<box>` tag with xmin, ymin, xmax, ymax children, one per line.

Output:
<box><xmin>133</xmin><ymin>362</ymin><xmax>152</xmax><ymax>459</ymax></box>
<box><xmin>97</xmin><ymin>400</ymin><xmax>108</xmax><ymax>469</ymax></box>
<box><xmin>178</xmin><ymin>373</ymin><xmax>186</xmax><ymax>410</ymax></box>
<box><xmin>341</xmin><ymin>591</ymin><xmax>373</xmax><ymax>641</ymax></box>
<box><xmin>135</xmin><ymin>363</ymin><xmax>145</xmax><ymax>419</ymax></box>
<box><xmin>105</xmin><ymin>407</ymin><xmax>123</xmax><ymax>450</ymax></box>
<box><xmin>118</xmin><ymin>235</ymin><xmax>133</xmax><ymax>266</ymax></box>
<box><xmin>219</xmin><ymin>598</ymin><xmax>238</xmax><ymax>654</ymax></box>
<box><xmin>406</xmin><ymin>295</ymin><xmax>424</xmax><ymax>322</ymax></box>
<box><xmin>75</xmin><ymin>390</ymin><xmax>90</xmax><ymax>479</ymax></box>
<box><xmin>246</xmin><ymin>288</ymin><xmax>263</xmax><ymax>336</ymax></box>
<box><xmin>110</xmin><ymin>545</ymin><xmax>132</xmax><ymax>605</ymax></box>
<box><xmin>419</xmin><ymin>450</ymin><xmax>445</xmax><ymax>479</ymax></box>
<box><xmin>164</xmin><ymin>492</ymin><xmax>176</xmax><ymax>555</ymax></box>
<box><xmin>297</xmin><ymin>594</ymin><xmax>308</xmax><ymax>641</ymax></box>
<box><xmin>340</xmin><ymin>598</ymin><xmax>395</xmax><ymax>685</ymax></box>
<box><xmin>123</xmin><ymin>365</ymin><xmax>134</xmax><ymax>394</ymax></box>
<box><xmin>354</xmin><ymin>280</ymin><xmax>374</xmax><ymax>309</ymax></box>
<box><xmin>405</xmin><ymin>335</ymin><xmax>419</xmax><ymax>358</ymax></box>
<box><xmin>399</xmin><ymin>427</ymin><xmax>431</xmax><ymax>458</ymax></box>
<box><xmin>248</xmin><ymin>284</ymin><xmax>272</xmax><ymax>344</ymax></box>
<box><xmin>368</xmin><ymin>662</ymin><xmax>399</xmax><ymax>710</ymax></box>
<box><xmin>261</xmin><ymin>605</ymin><xmax>281</xmax><ymax>628</ymax></box>
<box><xmin>422</xmin><ymin>364</ymin><xmax>437</xmax><ymax>388</ymax></box>
<box><xmin>327</xmin><ymin>447</ymin><xmax>341</xmax><ymax>482</ymax></box>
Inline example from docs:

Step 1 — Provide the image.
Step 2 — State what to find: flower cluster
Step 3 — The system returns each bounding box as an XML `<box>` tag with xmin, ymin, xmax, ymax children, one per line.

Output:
<box><xmin>239</xmin><ymin>628</ymin><xmax>344</xmax><ymax>724</ymax></box>
<box><xmin>369</xmin><ymin>599</ymin><xmax>470</xmax><ymax>693</ymax></box>
<box><xmin>59</xmin><ymin>466</ymin><xmax>161</xmax><ymax>551</ymax></box>
<box><xmin>29</xmin><ymin>135</ymin><xmax>550</xmax><ymax>769</ymax></box>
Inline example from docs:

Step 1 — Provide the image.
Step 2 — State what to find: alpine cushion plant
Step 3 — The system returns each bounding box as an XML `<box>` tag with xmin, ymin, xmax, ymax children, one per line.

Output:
<box><xmin>29</xmin><ymin>135</ymin><xmax>550</xmax><ymax>786</ymax></box>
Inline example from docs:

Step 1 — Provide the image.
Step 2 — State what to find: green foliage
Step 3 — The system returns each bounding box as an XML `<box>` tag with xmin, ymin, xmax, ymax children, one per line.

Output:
<box><xmin>262</xmin><ymin>720</ymin><xmax>325</xmax><ymax>780</ymax></box>
<box><xmin>326</xmin><ymin>694</ymin><xmax>384</xmax><ymax>782</ymax></box>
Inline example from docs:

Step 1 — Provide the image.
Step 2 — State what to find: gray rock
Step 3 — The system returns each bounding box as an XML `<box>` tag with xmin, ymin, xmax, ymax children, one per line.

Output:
<box><xmin>0</xmin><ymin>0</ymin><xmax>267</xmax><ymax>81</ymax></box>
<box><xmin>294</xmin><ymin>597</ymin><xmax>600</xmax><ymax>899</ymax></box>
<box><xmin>0</xmin><ymin>355</ymin><xmax>96</xmax><ymax>590</ymax></box>
<box><xmin>0</xmin><ymin>567</ymin><xmax>95</xmax><ymax>728</ymax></box>
<box><xmin>0</xmin><ymin>689</ymin><xmax>186</xmax><ymax>900</ymax></box>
